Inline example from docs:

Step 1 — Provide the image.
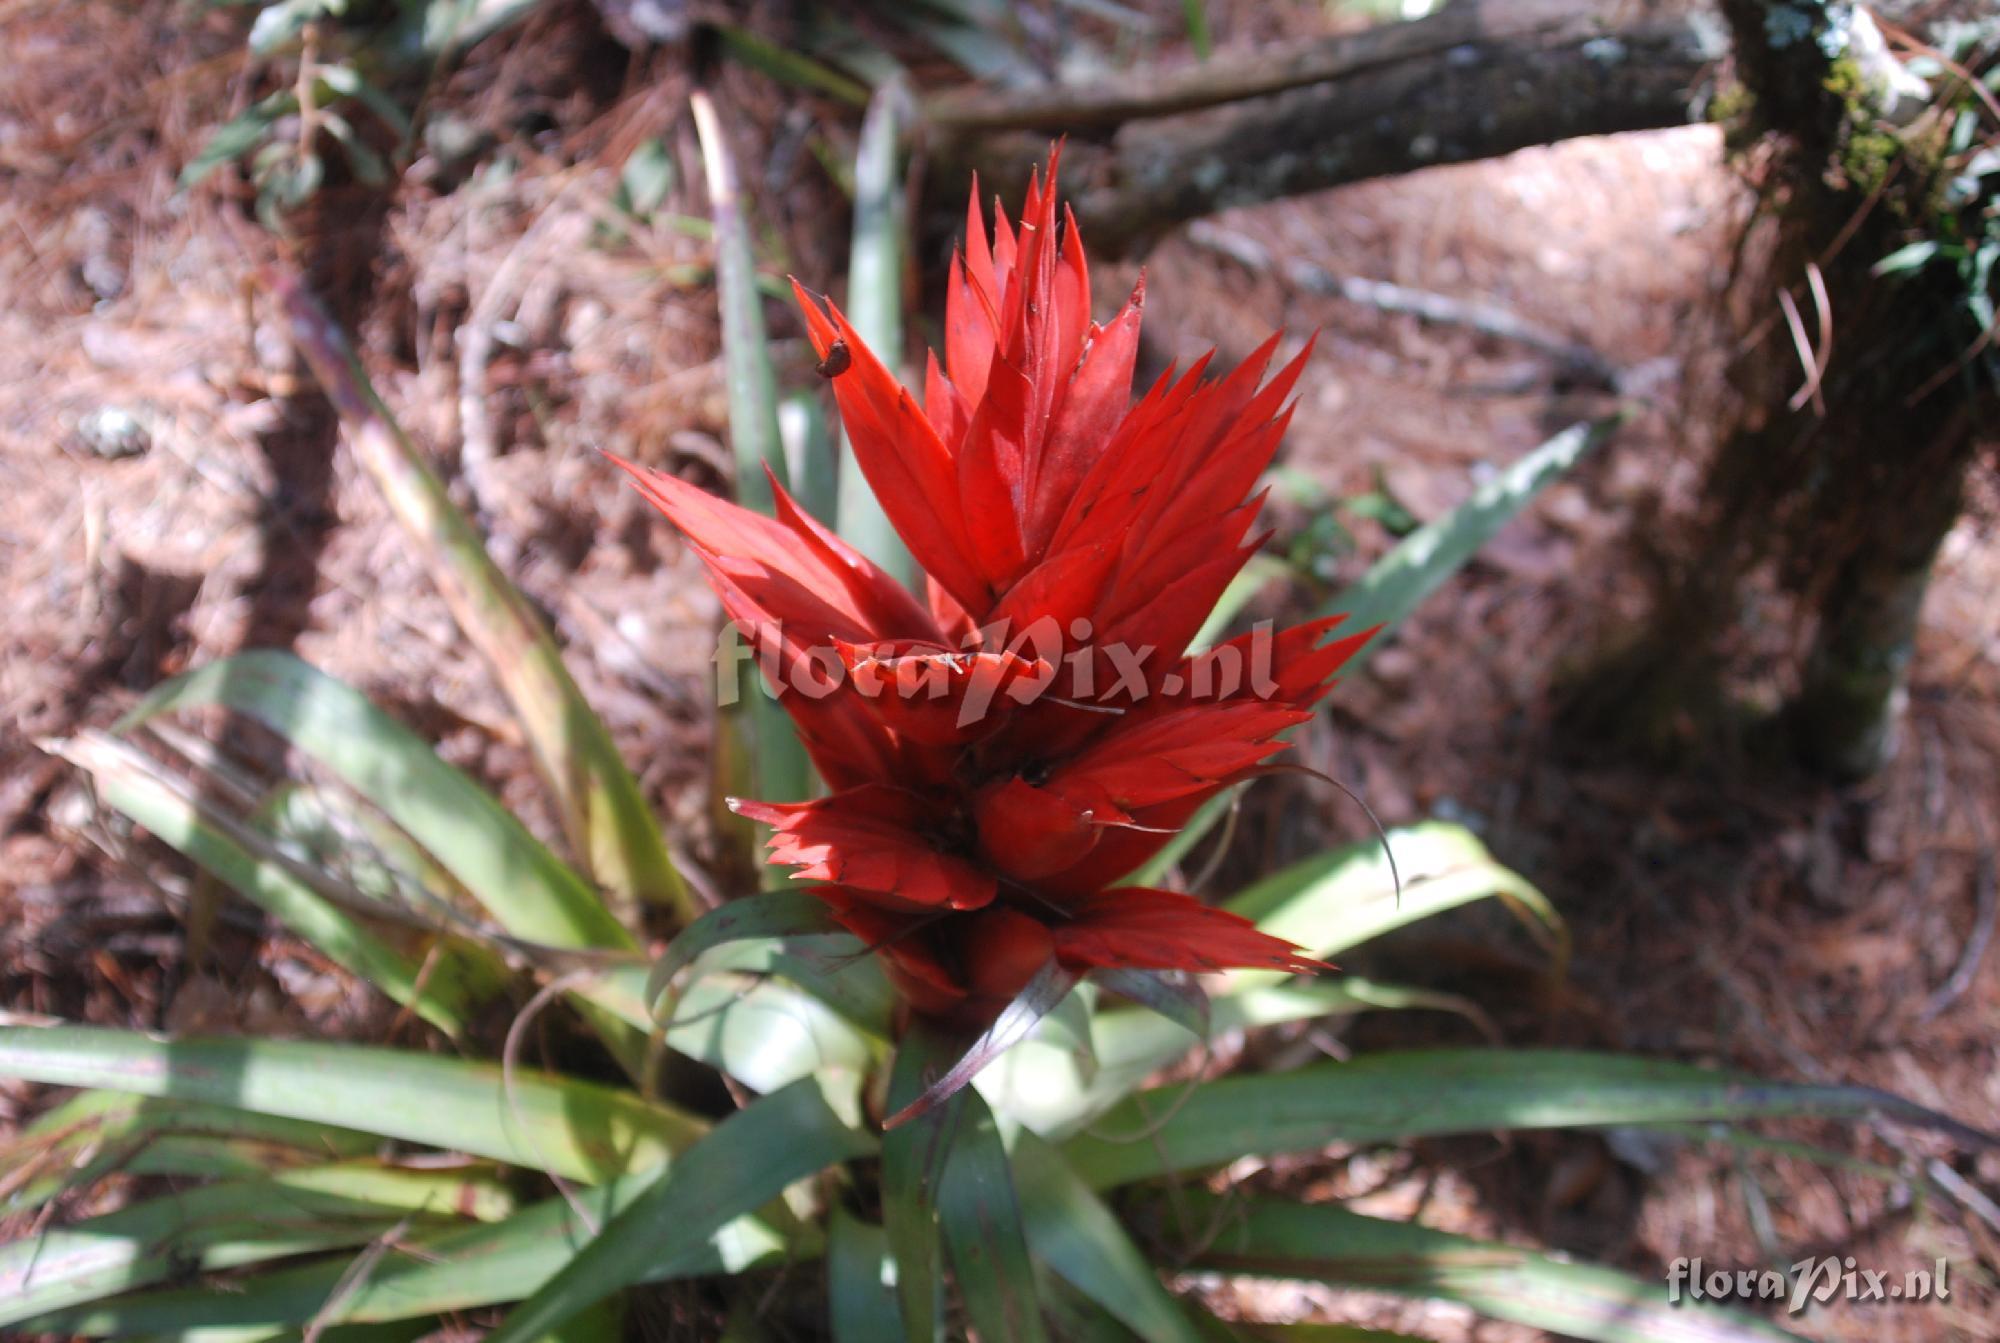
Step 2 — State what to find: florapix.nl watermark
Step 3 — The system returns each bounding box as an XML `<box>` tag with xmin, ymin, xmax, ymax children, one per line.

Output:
<box><xmin>712</xmin><ymin>615</ymin><xmax>1293</xmax><ymax>726</ymax></box>
<box><xmin>1668</xmin><ymin>1256</ymin><xmax>1951</xmax><ymax>1315</ymax></box>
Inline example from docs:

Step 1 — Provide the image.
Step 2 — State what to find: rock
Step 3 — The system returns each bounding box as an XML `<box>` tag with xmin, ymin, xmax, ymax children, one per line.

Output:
<box><xmin>74</xmin><ymin>406</ymin><xmax>150</xmax><ymax>459</ymax></box>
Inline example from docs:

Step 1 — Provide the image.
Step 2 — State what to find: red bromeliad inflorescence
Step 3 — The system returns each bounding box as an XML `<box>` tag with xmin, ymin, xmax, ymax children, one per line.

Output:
<box><xmin>617</xmin><ymin>149</ymin><xmax>1372</xmax><ymax>1029</ymax></box>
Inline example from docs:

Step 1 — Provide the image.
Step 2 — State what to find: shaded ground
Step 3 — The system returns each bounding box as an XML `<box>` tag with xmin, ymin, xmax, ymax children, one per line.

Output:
<box><xmin>2</xmin><ymin>4</ymin><xmax>1995</xmax><ymax>1341</ymax></box>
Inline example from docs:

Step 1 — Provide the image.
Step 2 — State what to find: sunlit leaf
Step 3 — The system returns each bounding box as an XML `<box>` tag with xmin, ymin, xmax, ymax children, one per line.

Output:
<box><xmin>0</xmin><ymin>1025</ymin><xmax>704</xmax><ymax>1184</ymax></box>
<box><xmin>1063</xmin><ymin>1048</ymin><xmax>1997</xmax><ymax>1189</ymax></box>
<box><xmin>270</xmin><ymin>276</ymin><xmax>691</xmax><ymax>922</ymax></box>
<box><xmin>0</xmin><ymin>1164</ymin><xmax>511</xmax><ymax>1327</ymax></box>
<box><xmin>835</xmin><ymin>79</ymin><xmax>918</xmax><ymax>584</ymax></box>
<box><xmin>1012</xmin><ymin>1131</ymin><xmax>1204</xmax><ymax>1343</ymax></box>
<box><xmin>480</xmin><ymin>1081</ymin><xmax>870</xmax><ymax>1343</ymax></box>
<box><xmin>688</xmin><ymin>87</ymin><xmax>812</xmax><ymax>804</ymax></box>
<box><xmin>50</xmin><ymin>730</ymin><xmax>481</xmax><ymax>1039</ymax></box>
<box><xmin>1226</xmin><ymin>821</ymin><xmax>1564</xmax><ymax>965</ymax></box>
<box><xmin>21</xmin><ymin>1177</ymin><xmax>790</xmax><ymax>1336</ymax></box>
<box><xmin>1159</xmin><ymin>1191</ymin><xmax>1807</xmax><ymax>1343</ymax></box>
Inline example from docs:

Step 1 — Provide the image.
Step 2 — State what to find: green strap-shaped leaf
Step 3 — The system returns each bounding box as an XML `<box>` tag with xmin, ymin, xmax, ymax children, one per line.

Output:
<box><xmin>19</xmin><ymin>1177</ymin><xmax>790</xmax><ymax>1337</ymax></box>
<box><xmin>1157</xmin><ymin>1191</ymin><xmax>1807</xmax><ymax>1343</ymax></box>
<box><xmin>1063</xmin><ymin>1048</ymin><xmax>1997</xmax><ymax>1189</ymax></box>
<box><xmin>835</xmin><ymin>79</ymin><xmax>919</xmax><ymax>585</ymax></box>
<box><xmin>1012</xmin><ymin>1131</ymin><xmax>1205</xmax><ymax>1343</ymax></box>
<box><xmin>643</xmin><ymin>890</ymin><xmax>850</xmax><ymax>1016</ymax></box>
<box><xmin>828</xmin><ymin>1208</ymin><xmax>901</xmax><ymax>1343</ymax></box>
<box><xmin>985</xmin><ymin>977</ymin><xmax>1379</xmax><ymax>1135</ymax></box>
<box><xmin>1137</xmin><ymin>418</ymin><xmax>1617</xmax><ymax>890</ymax></box>
<box><xmin>881</xmin><ymin>1026</ymin><xmax>960</xmax><ymax>1343</ymax></box>
<box><xmin>114</xmin><ymin>651</ymin><xmax>649</xmax><ymax>1071</ymax></box>
<box><xmin>0</xmin><ymin>1025</ymin><xmax>703</xmax><ymax>1184</ymax></box>
<box><xmin>51</xmin><ymin>731</ymin><xmax>480</xmax><ymax>1039</ymax></box>
<box><xmin>0</xmin><ymin>1163</ymin><xmax>512</xmax><ymax>1327</ymax></box>
<box><xmin>939</xmin><ymin>1089</ymin><xmax>1048</xmax><ymax>1343</ymax></box>
<box><xmin>119</xmin><ymin>653</ymin><xmax>632</xmax><ymax>954</ymax></box>
<box><xmin>1324</xmin><ymin>416</ymin><xmax>1619</xmax><ymax>671</ymax></box>
<box><xmin>481</xmin><ymin>1081</ymin><xmax>871</xmax><ymax>1343</ymax></box>
<box><xmin>1225</xmin><ymin>821</ymin><xmax>1564</xmax><ymax>965</ymax></box>
<box><xmin>3</xmin><ymin>1087</ymin><xmax>379</xmax><ymax>1213</ymax></box>
<box><xmin>688</xmin><ymin>87</ymin><xmax>812</xmax><ymax>804</ymax></box>
<box><xmin>271</xmin><ymin>275</ymin><xmax>691</xmax><ymax>923</ymax></box>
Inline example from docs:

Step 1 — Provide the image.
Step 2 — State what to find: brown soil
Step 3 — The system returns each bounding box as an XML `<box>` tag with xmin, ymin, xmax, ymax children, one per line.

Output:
<box><xmin>2</xmin><ymin>4</ymin><xmax>1994</xmax><ymax>1342</ymax></box>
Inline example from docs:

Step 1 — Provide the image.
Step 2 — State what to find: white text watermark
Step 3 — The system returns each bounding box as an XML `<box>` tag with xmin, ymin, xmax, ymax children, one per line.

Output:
<box><xmin>1668</xmin><ymin>1256</ymin><xmax>1951</xmax><ymax>1315</ymax></box>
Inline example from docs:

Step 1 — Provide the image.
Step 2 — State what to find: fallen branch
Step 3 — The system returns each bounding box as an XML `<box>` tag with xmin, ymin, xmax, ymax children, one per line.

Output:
<box><xmin>1185</xmin><ymin>220</ymin><xmax>1623</xmax><ymax>390</ymax></box>
<box><xmin>927</xmin><ymin>0</ymin><xmax>1720</xmax><ymax>256</ymax></box>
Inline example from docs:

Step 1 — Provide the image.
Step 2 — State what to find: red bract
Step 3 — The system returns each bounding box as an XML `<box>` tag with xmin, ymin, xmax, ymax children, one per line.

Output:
<box><xmin>618</xmin><ymin>149</ymin><xmax>1370</xmax><ymax>1028</ymax></box>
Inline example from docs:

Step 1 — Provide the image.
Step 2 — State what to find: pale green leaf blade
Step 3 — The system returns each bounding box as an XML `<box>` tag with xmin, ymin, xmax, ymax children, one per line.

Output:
<box><xmin>984</xmin><ymin>978</ymin><xmax>1374</xmax><ymax>1135</ymax></box>
<box><xmin>1325</xmin><ymin>417</ymin><xmax>1617</xmax><ymax>670</ymax></box>
<box><xmin>20</xmin><ymin>1179</ymin><xmax>789</xmax><ymax>1336</ymax></box>
<box><xmin>1165</xmin><ymin>1192</ymin><xmax>1807</xmax><ymax>1343</ymax></box>
<box><xmin>0</xmin><ymin>1025</ymin><xmax>703</xmax><ymax>1183</ymax></box>
<box><xmin>1225</xmin><ymin>821</ymin><xmax>1563</xmax><ymax>964</ymax></box>
<box><xmin>270</xmin><ymin>276</ymin><xmax>690</xmax><ymax>921</ymax></box>
<box><xmin>481</xmin><ymin>1081</ymin><xmax>870</xmax><ymax>1343</ymax></box>
<box><xmin>0</xmin><ymin>1164</ymin><xmax>511</xmax><ymax>1327</ymax></box>
<box><xmin>113</xmin><ymin>651</ymin><xmax>646</xmax><ymax>1069</ymax></box>
<box><xmin>1063</xmin><ymin>1049</ymin><xmax>1996</xmax><ymax>1189</ymax></box>
<box><xmin>688</xmin><ymin>87</ymin><xmax>812</xmax><ymax>803</ymax></box>
<box><xmin>119</xmin><ymin>653</ymin><xmax>629</xmax><ymax>955</ymax></box>
<box><xmin>835</xmin><ymin>80</ymin><xmax>918</xmax><ymax>583</ymax></box>
<box><xmin>50</xmin><ymin>731</ymin><xmax>476</xmax><ymax>1038</ymax></box>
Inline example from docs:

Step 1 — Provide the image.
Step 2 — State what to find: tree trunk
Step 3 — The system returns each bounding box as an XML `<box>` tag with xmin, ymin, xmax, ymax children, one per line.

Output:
<box><xmin>1575</xmin><ymin>0</ymin><xmax>1996</xmax><ymax>778</ymax></box>
<box><xmin>924</xmin><ymin>0</ymin><xmax>1721</xmax><ymax>257</ymax></box>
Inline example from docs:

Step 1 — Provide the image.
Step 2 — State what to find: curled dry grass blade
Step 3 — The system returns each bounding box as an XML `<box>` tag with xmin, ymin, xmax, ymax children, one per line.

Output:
<box><xmin>269</xmin><ymin>272</ymin><xmax>691</xmax><ymax>924</ymax></box>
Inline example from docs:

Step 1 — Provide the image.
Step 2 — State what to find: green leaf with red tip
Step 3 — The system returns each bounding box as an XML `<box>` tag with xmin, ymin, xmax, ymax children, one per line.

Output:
<box><xmin>885</xmin><ymin>959</ymin><xmax>1082</xmax><ymax>1130</ymax></box>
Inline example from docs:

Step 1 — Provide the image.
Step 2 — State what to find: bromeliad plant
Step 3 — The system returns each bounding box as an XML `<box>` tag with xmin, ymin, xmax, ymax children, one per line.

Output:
<box><xmin>624</xmin><ymin>150</ymin><xmax>1365</xmax><ymax>1079</ymax></box>
<box><xmin>9</xmin><ymin>133</ymin><xmax>1988</xmax><ymax>1343</ymax></box>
